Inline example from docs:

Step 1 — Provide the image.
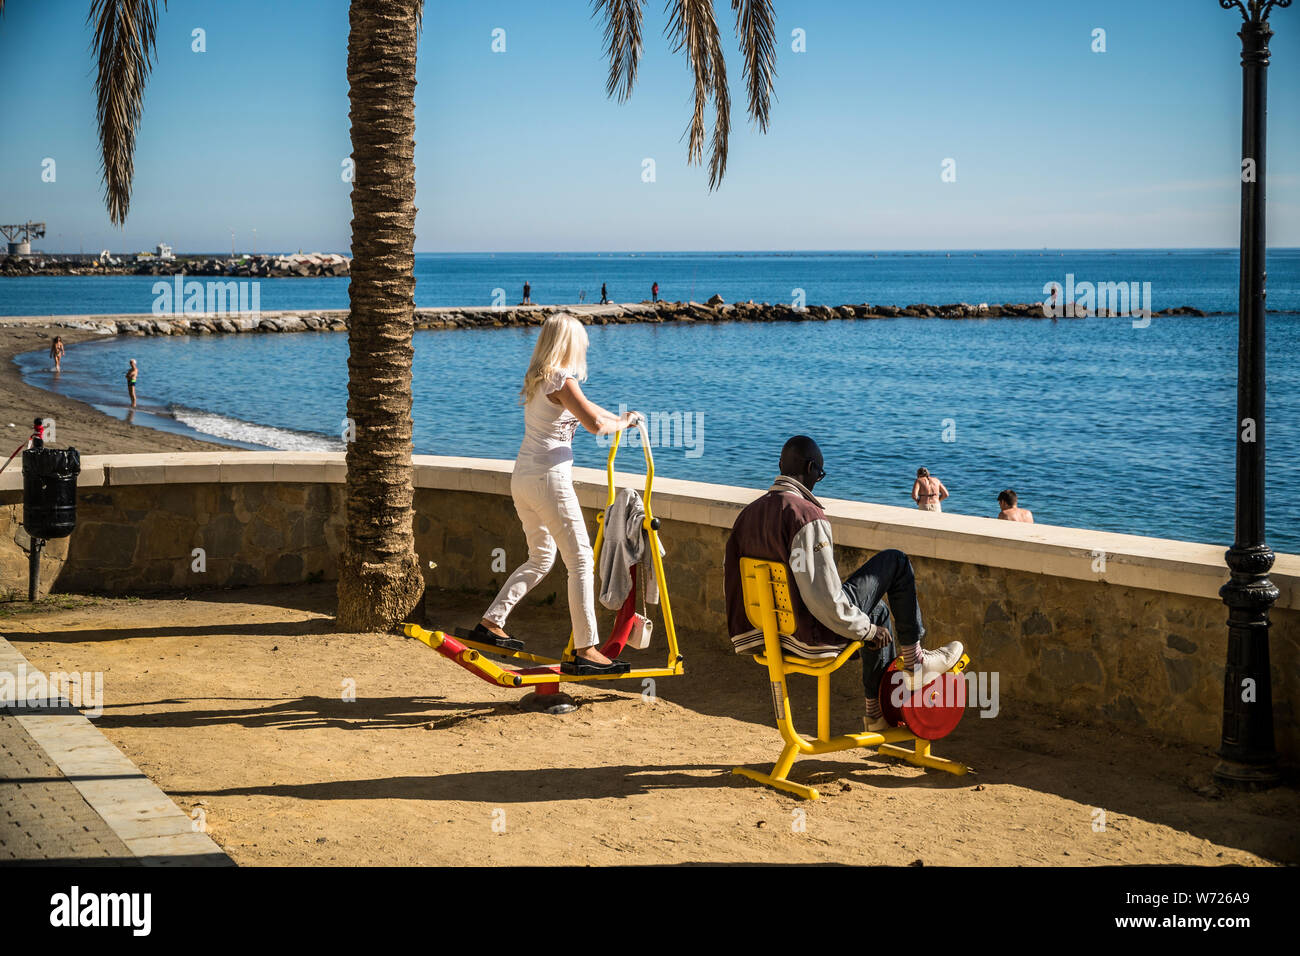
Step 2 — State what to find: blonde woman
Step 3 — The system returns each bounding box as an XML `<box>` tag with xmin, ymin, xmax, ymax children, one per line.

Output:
<box><xmin>473</xmin><ymin>313</ymin><xmax>642</xmax><ymax>674</ymax></box>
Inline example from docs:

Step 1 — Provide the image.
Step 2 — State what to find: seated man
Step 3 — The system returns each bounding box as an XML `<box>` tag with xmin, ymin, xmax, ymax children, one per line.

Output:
<box><xmin>723</xmin><ymin>435</ymin><xmax>963</xmax><ymax>732</ymax></box>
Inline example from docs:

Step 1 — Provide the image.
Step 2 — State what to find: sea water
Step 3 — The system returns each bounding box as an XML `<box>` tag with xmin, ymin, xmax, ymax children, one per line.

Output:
<box><xmin>15</xmin><ymin>308</ymin><xmax>1300</xmax><ymax>553</ymax></box>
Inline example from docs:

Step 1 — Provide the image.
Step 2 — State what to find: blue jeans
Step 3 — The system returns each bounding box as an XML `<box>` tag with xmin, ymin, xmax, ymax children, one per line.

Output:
<box><xmin>840</xmin><ymin>549</ymin><xmax>925</xmax><ymax>699</ymax></box>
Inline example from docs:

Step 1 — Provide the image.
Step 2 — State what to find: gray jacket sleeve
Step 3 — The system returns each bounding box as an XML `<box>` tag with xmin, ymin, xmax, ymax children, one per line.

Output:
<box><xmin>598</xmin><ymin>488</ymin><xmax>661</xmax><ymax>609</ymax></box>
<box><xmin>787</xmin><ymin>519</ymin><xmax>878</xmax><ymax>643</ymax></box>
<box><xmin>598</xmin><ymin>490</ymin><xmax>633</xmax><ymax>610</ymax></box>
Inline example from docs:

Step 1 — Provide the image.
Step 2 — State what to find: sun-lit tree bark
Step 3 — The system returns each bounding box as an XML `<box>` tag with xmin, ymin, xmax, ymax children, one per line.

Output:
<box><xmin>336</xmin><ymin>0</ymin><xmax>425</xmax><ymax>631</ymax></box>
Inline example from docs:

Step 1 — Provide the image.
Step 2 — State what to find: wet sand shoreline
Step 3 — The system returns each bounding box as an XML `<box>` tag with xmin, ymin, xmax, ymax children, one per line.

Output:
<box><xmin>0</xmin><ymin>324</ymin><xmax>227</xmax><ymax>456</ymax></box>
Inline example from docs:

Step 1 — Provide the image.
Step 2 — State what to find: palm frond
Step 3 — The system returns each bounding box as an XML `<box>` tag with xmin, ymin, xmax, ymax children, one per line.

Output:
<box><xmin>707</xmin><ymin>28</ymin><xmax>730</xmax><ymax>189</ymax></box>
<box><xmin>87</xmin><ymin>0</ymin><xmax>164</xmax><ymax>225</ymax></box>
<box><xmin>731</xmin><ymin>0</ymin><xmax>775</xmax><ymax>131</ymax></box>
<box><xmin>594</xmin><ymin>0</ymin><xmax>645</xmax><ymax>102</ymax></box>
<box><xmin>665</xmin><ymin>0</ymin><xmax>729</xmax><ymax>188</ymax></box>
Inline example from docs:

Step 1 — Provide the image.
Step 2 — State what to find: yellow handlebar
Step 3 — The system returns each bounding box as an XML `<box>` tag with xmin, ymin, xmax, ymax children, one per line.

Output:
<box><xmin>604</xmin><ymin>418</ymin><xmax>655</xmax><ymax>520</ymax></box>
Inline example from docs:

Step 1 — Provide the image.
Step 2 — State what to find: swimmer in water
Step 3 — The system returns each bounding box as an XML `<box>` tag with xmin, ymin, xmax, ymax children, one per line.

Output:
<box><xmin>912</xmin><ymin>467</ymin><xmax>949</xmax><ymax>512</ymax></box>
<box><xmin>997</xmin><ymin>489</ymin><xmax>1034</xmax><ymax>523</ymax></box>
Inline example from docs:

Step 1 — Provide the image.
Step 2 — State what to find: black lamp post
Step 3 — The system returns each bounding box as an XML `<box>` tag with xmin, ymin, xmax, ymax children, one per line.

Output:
<box><xmin>1215</xmin><ymin>0</ymin><xmax>1289</xmax><ymax>789</ymax></box>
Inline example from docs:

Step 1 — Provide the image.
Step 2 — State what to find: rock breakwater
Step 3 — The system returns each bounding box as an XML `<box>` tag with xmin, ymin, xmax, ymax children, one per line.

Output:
<box><xmin>4</xmin><ymin>298</ymin><xmax>1212</xmax><ymax>337</ymax></box>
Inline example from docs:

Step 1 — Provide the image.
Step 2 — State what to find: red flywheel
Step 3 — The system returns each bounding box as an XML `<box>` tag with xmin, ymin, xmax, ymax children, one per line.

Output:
<box><xmin>879</xmin><ymin>658</ymin><xmax>967</xmax><ymax>741</ymax></box>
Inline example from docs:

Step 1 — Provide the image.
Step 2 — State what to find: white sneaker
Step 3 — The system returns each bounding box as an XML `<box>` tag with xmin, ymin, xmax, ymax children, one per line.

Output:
<box><xmin>899</xmin><ymin>641</ymin><xmax>964</xmax><ymax>691</ymax></box>
<box><xmin>864</xmin><ymin>714</ymin><xmax>890</xmax><ymax>733</ymax></box>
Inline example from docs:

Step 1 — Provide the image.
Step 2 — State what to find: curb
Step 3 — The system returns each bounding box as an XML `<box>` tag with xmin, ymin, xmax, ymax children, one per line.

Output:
<box><xmin>0</xmin><ymin>636</ymin><xmax>233</xmax><ymax>866</ymax></box>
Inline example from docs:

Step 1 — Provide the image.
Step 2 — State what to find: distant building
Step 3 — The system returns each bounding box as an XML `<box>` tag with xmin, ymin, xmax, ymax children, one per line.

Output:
<box><xmin>156</xmin><ymin>243</ymin><xmax>174</xmax><ymax>260</ymax></box>
<box><xmin>1</xmin><ymin>220</ymin><xmax>45</xmax><ymax>256</ymax></box>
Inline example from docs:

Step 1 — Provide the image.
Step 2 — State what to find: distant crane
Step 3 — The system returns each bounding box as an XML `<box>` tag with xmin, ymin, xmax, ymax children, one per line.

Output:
<box><xmin>1</xmin><ymin>221</ymin><xmax>45</xmax><ymax>256</ymax></box>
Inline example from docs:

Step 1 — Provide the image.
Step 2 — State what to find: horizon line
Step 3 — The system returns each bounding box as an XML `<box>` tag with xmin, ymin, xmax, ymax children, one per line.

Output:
<box><xmin>25</xmin><ymin>246</ymin><xmax>1300</xmax><ymax>257</ymax></box>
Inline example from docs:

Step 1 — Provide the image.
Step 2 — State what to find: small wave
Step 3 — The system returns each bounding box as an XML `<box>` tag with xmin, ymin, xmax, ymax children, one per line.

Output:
<box><xmin>169</xmin><ymin>405</ymin><xmax>343</xmax><ymax>452</ymax></box>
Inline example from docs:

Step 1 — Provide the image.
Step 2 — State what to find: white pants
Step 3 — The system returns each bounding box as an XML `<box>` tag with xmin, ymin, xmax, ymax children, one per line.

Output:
<box><xmin>484</xmin><ymin>466</ymin><xmax>600</xmax><ymax>648</ymax></box>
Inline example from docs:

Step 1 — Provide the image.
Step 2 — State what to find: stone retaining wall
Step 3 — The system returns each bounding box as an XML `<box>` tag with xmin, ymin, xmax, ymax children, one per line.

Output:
<box><xmin>1</xmin><ymin>452</ymin><xmax>1295</xmax><ymax>761</ymax></box>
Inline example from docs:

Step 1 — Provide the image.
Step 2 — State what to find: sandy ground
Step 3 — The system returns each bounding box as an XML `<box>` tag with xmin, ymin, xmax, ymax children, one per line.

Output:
<box><xmin>0</xmin><ymin>324</ymin><xmax>225</xmax><ymax>455</ymax></box>
<box><xmin>3</xmin><ymin>584</ymin><xmax>1296</xmax><ymax>867</ymax></box>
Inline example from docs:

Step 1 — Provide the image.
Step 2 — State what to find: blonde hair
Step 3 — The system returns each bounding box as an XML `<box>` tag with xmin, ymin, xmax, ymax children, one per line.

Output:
<box><xmin>519</xmin><ymin>313</ymin><xmax>589</xmax><ymax>403</ymax></box>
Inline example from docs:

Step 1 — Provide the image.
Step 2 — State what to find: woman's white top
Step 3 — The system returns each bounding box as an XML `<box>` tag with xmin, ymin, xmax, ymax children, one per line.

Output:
<box><xmin>515</xmin><ymin>368</ymin><xmax>582</xmax><ymax>474</ymax></box>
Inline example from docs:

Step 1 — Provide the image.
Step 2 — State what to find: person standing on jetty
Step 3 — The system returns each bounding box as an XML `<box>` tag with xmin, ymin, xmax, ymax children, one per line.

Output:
<box><xmin>49</xmin><ymin>336</ymin><xmax>65</xmax><ymax>373</ymax></box>
<box><xmin>600</xmin><ymin>282</ymin><xmax>609</xmax><ymax>304</ymax></box>
<box><xmin>522</xmin><ymin>281</ymin><xmax>532</xmax><ymax>305</ymax></box>
<box><xmin>651</xmin><ymin>281</ymin><xmax>659</xmax><ymax>303</ymax></box>
<box><xmin>126</xmin><ymin>359</ymin><xmax>138</xmax><ymax>407</ymax></box>
<box><xmin>912</xmin><ymin>467</ymin><xmax>948</xmax><ymax>512</ymax></box>
<box><xmin>997</xmin><ymin>489</ymin><xmax>1034</xmax><ymax>523</ymax></box>
<box><xmin>472</xmin><ymin>312</ymin><xmax>644</xmax><ymax>675</ymax></box>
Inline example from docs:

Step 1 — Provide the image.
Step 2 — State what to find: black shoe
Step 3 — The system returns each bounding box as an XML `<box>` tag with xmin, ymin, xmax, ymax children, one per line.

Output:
<box><xmin>561</xmin><ymin>654</ymin><xmax>631</xmax><ymax>676</ymax></box>
<box><xmin>455</xmin><ymin>625</ymin><xmax>525</xmax><ymax>652</ymax></box>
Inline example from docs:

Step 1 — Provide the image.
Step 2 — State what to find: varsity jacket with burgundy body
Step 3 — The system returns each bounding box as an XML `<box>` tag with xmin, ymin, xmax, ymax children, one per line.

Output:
<box><xmin>724</xmin><ymin>476</ymin><xmax>880</xmax><ymax>658</ymax></box>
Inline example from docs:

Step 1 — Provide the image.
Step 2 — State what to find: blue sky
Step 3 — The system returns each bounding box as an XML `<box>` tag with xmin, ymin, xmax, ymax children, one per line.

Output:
<box><xmin>1</xmin><ymin>0</ymin><xmax>1297</xmax><ymax>253</ymax></box>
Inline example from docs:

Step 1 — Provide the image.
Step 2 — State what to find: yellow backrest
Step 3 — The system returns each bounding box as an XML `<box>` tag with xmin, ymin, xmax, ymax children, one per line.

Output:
<box><xmin>739</xmin><ymin>558</ymin><xmax>796</xmax><ymax>636</ymax></box>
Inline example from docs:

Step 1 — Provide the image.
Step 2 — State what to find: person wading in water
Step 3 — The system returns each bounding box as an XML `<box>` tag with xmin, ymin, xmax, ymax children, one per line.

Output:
<box><xmin>50</xmin><ymin>336</ymin><xmax>65</xmax><ymax>373</ymax></box>
<box><xmin>912</xmin><ymin>467</ymin><xmax>949</xmax><ymax>512</ymax></box>
<box><xmin>126</xmin><ymin>359</ymin><xmax>139</xmax><ymax>408</ymax></box>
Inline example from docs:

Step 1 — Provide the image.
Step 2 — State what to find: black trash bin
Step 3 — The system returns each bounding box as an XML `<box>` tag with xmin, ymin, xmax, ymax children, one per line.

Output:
<box><xmin>21</xmin><ymin>444</ymin><xmax>80</xmax><ymax>599</ymax></box>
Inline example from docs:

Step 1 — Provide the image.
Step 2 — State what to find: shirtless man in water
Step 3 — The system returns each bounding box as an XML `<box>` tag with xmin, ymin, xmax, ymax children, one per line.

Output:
<box><xmin>997</xmin><ymin>489</ymin><xmax>1034</xmax><ymax>523</ymax></box>
<box><xmin>126</xmin><ymin>359</ymin><xmax>138</xmax><ymax>408</ymax></box>
<box><xmin>912</xmin><ymin>467</ymin><xmax>948</xmax><ymax>512</ymax></box>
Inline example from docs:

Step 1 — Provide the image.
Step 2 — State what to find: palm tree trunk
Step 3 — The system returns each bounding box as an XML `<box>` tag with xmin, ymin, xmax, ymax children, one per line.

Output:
<box><xmin>337</xmin><ymin>0</ymin><xmax>424</xmax><ymax>630</ymax></box>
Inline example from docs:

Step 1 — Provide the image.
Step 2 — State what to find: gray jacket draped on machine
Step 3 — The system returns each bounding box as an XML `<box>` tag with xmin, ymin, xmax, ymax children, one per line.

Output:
<box><xmin>598</xmin><ymin>487</ymin><xmax>662</xmax><ymax>610</ymax></box>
